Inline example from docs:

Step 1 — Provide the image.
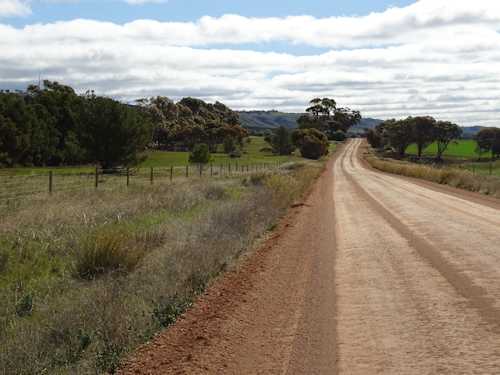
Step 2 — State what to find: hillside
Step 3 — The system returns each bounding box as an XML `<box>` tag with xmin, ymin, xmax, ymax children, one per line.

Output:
<box><xmin>238</xmin><ymin>110</ymin><xmax>382</xmax><ymax>133</ymax></box>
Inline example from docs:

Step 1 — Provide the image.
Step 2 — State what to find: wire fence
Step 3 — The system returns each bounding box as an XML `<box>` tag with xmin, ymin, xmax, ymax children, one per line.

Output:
<box><xmin>0</xmin><ymin>161</ymin><xmax>282</xmax><ymax>207</ymax></box>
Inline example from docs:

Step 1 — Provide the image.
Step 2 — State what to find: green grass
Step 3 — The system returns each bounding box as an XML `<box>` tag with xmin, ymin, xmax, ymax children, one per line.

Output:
<box><xmin>407</xmin><ymin>140</ymin><xmax>492</xmax><ymax>159</ymax></box>
<box><xmin>406</xmin><ymin>140</ymin><xmax>499</xmax><ymax>176</ymax></box>
<box><xmin>0</xmin><ymin>137</ymin><xmax>300</xmax><ymax>176</ymax></box>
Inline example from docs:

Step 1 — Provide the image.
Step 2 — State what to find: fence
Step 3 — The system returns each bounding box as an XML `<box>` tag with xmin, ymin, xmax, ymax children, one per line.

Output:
<box><xmin>0</xmin><ymin>161</ymin><xmax>282</xmax><ymax>206</ymax></box>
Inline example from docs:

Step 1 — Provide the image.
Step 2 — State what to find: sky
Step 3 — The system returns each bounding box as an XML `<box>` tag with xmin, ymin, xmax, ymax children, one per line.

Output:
<box><xmin>0</xmin><ymin>0</ymin><xmax>499</xmax><ymax>127</ymax></box>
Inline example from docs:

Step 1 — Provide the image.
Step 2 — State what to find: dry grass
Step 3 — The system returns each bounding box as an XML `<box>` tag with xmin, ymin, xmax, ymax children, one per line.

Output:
<box><xmin>365</xmin><ymin>152</ymin><xmax>500</xmax><ymax>199</ymax></box>
<box><xmin>0</xmin><ymin>160</ymin><xmax>324</xmax><ymax>374</ymax></box>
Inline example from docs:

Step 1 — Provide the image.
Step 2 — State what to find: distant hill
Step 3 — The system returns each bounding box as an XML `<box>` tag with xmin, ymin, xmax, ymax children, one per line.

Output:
<box><xmin>238</xmin><ymin>111</ymin><xmax>485</xmax><ymax>138</ymax></box>
<box><xmin>461</xmin><ymin>126</ymin><xmax>485</xmax><ymax>139</ymax></box>
<box><xmin>238</xmin><ymin>111</ymin><xmax>301</xmax><ymax>131</ymax></box>
<box><xmin>238</xmin><ymin>110</ymin><xmax>382</xmax><ymax>133</ymax></box>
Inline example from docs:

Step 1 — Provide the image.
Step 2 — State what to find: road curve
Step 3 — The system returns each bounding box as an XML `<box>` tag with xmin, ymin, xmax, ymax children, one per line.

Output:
<box><xmin>120</xmin><ymin>139</ymin><xmax>500</xmax><ymax>375</ymax></box>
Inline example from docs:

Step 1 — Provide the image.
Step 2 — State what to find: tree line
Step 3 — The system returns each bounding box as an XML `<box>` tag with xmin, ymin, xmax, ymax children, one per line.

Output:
<box><xmin>0</xmin><ymin>82</ymin><xmax>247</xmax><ymax>168</ymax></box>
<box><xmin>366</xmin><ymin>116</ymin><xmax>463</xmax><ymax>160</ymax></box>
<box><xmin>265</xmin><ymin>98</ymin><xmax>361</xmax><ymax>159</ymax></box>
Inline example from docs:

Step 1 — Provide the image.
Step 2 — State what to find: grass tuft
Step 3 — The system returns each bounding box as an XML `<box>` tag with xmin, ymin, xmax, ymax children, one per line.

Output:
<box><xmin>75</xmin><ymin>229</ymin><xmax>145</xmax><ymax>280</ymax></box>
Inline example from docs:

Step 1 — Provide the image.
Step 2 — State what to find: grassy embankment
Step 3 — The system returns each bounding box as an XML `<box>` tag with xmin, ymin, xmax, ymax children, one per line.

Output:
<box><xmin>0</xmin><ymin>143</ymin><xmax>335</xmax><ymax>374</ymax></box>
<box><xmin>364</xmin><ymin>142</ymin><xmax>500</xmax><ymax>198</ymax></box>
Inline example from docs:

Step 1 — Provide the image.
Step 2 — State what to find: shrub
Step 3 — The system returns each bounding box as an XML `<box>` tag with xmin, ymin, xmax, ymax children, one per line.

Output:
<box><xmin>15</xmin><ymin>295</ymin><xmax>33</xmax><ymax>317</ymax></box>
<box><xmin>292</xmin><ymin>129</ymin><xmax>329</xmax><ymax>160</ymax></box>
<box><xmin>229</xmin><ymin>147</ymin><xmax>242</xmax><ymax>158</ymax></box>
<box><xmin>204</xmin><ymin>184</ymin><xmax>227</xmax><ymax>200</ymax></box>
<box><xmin>189</xmin><ymin>143</ymin><xmax>210</xmax><ymax>164</ymax></box>
<box><xmin>264</xmin><ymin>126</ymin><xmax>295</xmax><ymax>155</ymax></box>
<box><xmin>330</xmin><ymin>130</ymin><xmax>347</xmax><ymax>142</ymax></box>
<box><xmin>75</xmin><ymin>229</ymin><xmax>144</xmax><ymax>280</ymax></box>
<box><xmin>223</xmin><ymin>137</ymin><xmax>237</xmax><ymax>154</ymax></box>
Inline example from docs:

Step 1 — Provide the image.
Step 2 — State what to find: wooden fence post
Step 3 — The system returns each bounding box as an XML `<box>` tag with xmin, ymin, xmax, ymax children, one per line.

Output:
<box><xmin>170</xmin><ymin>166</ymin><xmax>173</xmax><ymax>182</ymax></box>
<box><xmin>126</xmin><ymin>168</ymin><xmax>130</xmax><ymax>186</ymax></box>
<box><xmin>199</xmin><ymin>164</ymin><xmax>203</xmax><ymax>177</ymax></box>
<box><xmin>48</xmin><ymin>171</ymin><xmax>53</xmax><ymax>194</ymax></box>
<box><xmin>229</xmin><ymin>162</ymin><xmax>232</xmax><ymax>176</ymax></box>
<box><xmin>95</xmin><ymin>167</ymin><xmax>99</xmax><ymax>189</ymax></box>
<box><xmin>150</xmin><ymin>167</ymin><xmax>154</xmax><ymax>185</ymax></box>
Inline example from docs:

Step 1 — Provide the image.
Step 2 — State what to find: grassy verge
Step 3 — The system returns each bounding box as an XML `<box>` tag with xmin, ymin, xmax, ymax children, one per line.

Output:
<box><xmin>364</xmin><ymin>148</ymin><xmax>500</xmax><ymax>199</ymax></box>
<box><xmin>0</xmin><ymin>156</ymin><xmax>326</xmax><ymax>374</ymax></box>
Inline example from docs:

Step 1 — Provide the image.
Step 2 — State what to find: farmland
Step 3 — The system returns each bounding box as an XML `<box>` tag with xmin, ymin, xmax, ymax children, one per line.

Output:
<box><xmin>0</xmin><ymin>137</ymin><xmax>299</xmax><ymax>176</ymax></box>
<box><xmin>405</xmin><ymin>139</ymin><xmax>499</xmax><ymax>177</ymax></box>
<box><xmin>406</xmin><ymin>140</ymin><xmax>491</xmax><ymax>159</ymax></box>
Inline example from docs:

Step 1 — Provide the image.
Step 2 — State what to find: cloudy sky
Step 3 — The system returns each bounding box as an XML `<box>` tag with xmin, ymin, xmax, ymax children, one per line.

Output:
<box><xmin>0</xmin><ymin>0</ymin><xmax>499</xmax><ymax>127</ymax></box>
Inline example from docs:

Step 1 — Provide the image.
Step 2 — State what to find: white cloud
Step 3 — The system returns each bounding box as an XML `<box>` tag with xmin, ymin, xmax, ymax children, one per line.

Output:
<box><xmin>0</xmin><ymin>0</ymin><xmax>500</xmax><ymax>126</ymax></box>
<box><xmin>0</xmin><ymin>0</ymin><xmax>30</xmax><ymax>17</ymax></box>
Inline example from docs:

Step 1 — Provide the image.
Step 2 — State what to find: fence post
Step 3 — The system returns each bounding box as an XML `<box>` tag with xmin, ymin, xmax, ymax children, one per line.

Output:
<box><xmin>48</xmin><ymin>171</ymin><xmax>53</xmax><ymax>194</ymax></box>
<box><xmin>199</xmin><ymin>164</ymin><xmax>203</xmax><ymax>177</ymax></box>
<box><xmin>210</xmin><ymin>163</ymin><xmax>213</xmax><ymax>177</ymax></box>
<box><xmin>170</xmin><ymin>166</ymin><xmax>173</xmax><ymax>182</ymax></box>
<box><xmin>95</xmin><ymin>167</ymin><xmax>99</xmax><ymax>189</ymax></box>
<box><xmin>127</xmin><ymin>168</ymin><xmax>130</xmax><ymax>186</ymax></box>
<box><xmin>229</xmin><ymin>162</ymin><xmax>232</xmax><ymax>176</ymax></box>
<box><xmin>150</xmin><ymin>167</ymin><xmax>154</xmax><ymax>185</ymax></box>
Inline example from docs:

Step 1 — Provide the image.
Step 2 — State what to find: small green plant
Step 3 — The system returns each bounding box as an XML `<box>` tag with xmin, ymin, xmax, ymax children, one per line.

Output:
<box><xmin>75</xmin><ymin>228</ymin><xmax>144</xmax><ymax>280</ymax></box>
<box><xmin>152</xmin><ymin>295</ymin><xmax>191</xmax><ymax>328</ymax></box>
<box><xmin>189</xmin><ymin>143</ymin><xmax>211</xmax><ymax>164</ymax></box>
<box><xmin>15</xmin><ymin>294</ymin><xmax>33</xmax><ymax>317</ymax></box>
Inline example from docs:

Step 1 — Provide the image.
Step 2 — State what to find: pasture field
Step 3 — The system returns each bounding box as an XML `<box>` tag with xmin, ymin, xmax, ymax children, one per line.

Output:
<box><xmin>406</xmin><ymin>140</ymin><xmax>490</xmax><ymax>159</ymax></box>
<box><xmin>406</xmin><ymin>140</ymin><xmax>499</xmax><ymax>177</ymax></box>
<box><xmin>0</xmin><ymin>137</ymin><xmax>301</xmax><ymax>176</ymax></box>
<box><xmin>0</xmin><ymin>157</ymin><xmax>327</xmax><ymax>374</ymax></box>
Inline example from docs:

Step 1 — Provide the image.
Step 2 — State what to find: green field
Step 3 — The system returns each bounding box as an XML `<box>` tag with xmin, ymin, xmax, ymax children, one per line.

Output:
<box><xmin>407</xmin><ymin>140</ymin><xmax>493</xmax><ymax>159</ymax></box>
<box><xmin>406</xmin><ymin>139</ymin><xmax>499</xmax><ymax>177</ymax></box>
<box><xmin>0</xmin><ymin>137</ymin><xmax>304</xmax><ymax>176</ymax></box>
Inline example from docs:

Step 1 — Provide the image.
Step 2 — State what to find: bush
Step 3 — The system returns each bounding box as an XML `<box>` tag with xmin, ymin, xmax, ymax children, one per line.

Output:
<box><xmin>330</xmin><ymin>130</ymin><xmax>347</xmax><ymax>142</ymax></box>
<box><xmin>292</xmin><ymin>129</ymin><xmax>329</xmax><ymax>160</ymax></box>
<box><xmin>189</xmin><ymin>143</ymin><xmax>210</xmax><ymax>164</ymax></box>
<box><xmin>75</xmin><ymin>229</ymin><xmax>144</xmax><ymax>280</ymax></box>
<box><xmin>229</xmin><ymin>147</ymin><xmax>242</xmax><ymax>158</ymax></box>
<box><xmin>223</xmin><ymin>137</ymin><xmax>237</xmax><ymax>154</ymax></box>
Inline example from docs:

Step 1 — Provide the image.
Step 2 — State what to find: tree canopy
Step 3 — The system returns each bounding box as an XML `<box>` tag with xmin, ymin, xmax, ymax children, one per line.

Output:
<box><xmin>367</xmin><ymin>116</ymin><xmax>462</xmax><ymax>160</ymax></box>
<box><xmin>137</xmin><ymin>96</ymin><xmax>247</xmax><ymax>152</ymax></box>
<box><xmin>298</xmin><ymin>97</ymin><xmax>361</xmax><ymax>139</ymax></box>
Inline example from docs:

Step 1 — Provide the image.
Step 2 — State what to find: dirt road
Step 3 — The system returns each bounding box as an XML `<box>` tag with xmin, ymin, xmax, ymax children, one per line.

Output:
<box><xmin>120</xmin><ymin>139</ymin><xmax>500</xmax><ymax>374</ymax></box>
